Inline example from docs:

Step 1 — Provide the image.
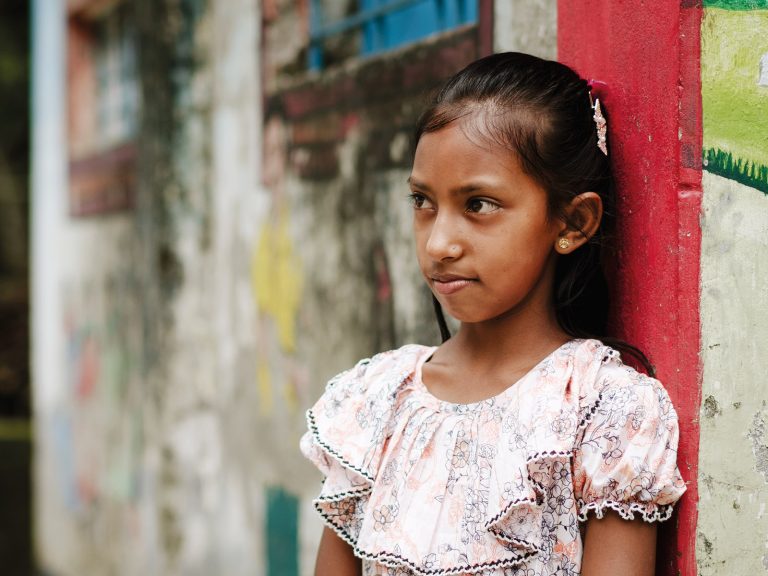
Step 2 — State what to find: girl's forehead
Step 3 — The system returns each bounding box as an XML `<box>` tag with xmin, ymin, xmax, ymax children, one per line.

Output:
<box><xmin>413</xmin><ymin>122</ymin><xmax>524</xmax><ymax>178</ymax></box>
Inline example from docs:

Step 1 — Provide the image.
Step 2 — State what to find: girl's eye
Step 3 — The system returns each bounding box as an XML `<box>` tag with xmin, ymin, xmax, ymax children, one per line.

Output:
<box><xmin>408</xmin><ymin>192</ymin><xmax>434</xmax><ymax>210</ymax></box>
<box><xmin>466</xmin><ymin>198</ymin><xmax>499</xmax><ymax>214</ymax></box>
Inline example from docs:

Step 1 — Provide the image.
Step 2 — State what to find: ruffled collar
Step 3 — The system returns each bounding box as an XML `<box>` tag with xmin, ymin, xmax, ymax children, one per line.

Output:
<box><xmin>411</xmin><ymin>340</ymin><xmax>584</xmax><ymax>414</ymax></box>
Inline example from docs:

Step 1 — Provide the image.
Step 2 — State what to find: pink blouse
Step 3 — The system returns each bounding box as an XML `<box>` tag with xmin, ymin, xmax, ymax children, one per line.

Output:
<box><xmin>300</xmin><ymin>339</ymin><xmax>686</xmax><ymax>576</ymax></box>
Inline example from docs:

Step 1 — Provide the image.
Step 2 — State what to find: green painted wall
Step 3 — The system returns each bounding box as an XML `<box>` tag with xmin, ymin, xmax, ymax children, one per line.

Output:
<box><xmin>701</xmin><ymin>7</ymin><xmax>768</xmax><ymax>193</ymax></box>
<box><xmin>266</xmin><ymin>487</ymin><xmax>299</xmax><ymax>576</ymax></box>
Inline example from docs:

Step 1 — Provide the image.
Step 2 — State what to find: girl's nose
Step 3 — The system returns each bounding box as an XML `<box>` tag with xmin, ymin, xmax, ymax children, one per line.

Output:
<box><xmin>426</xmin><ymin>214</ymin><xmax>463</xmax><ymax>261</ymax></box>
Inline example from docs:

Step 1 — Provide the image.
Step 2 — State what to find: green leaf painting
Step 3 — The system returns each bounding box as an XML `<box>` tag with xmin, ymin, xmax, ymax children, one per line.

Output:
<box><xmin>703</xmin><ymin>0</ymin><xmax>768</xmax><ymax>9</ymax></box>
<box><xmin>704</xmin><ymin>148</ymin><xmax>768</xmax><ymax>193</ymax></box>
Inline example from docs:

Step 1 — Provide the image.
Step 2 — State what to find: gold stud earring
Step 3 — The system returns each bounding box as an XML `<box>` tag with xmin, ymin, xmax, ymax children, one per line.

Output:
<box><xmin>557</xmin><ymin>237</ymin><xmax>570</xmax><ymax>250</ymax></box>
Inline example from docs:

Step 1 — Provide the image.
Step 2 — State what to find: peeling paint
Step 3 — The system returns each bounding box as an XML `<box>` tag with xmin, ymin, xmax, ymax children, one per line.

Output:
<box><xmin>748</xmin><ymin>411</ymin><xmax>768</xmax><ymax>483</ymax></box>
<box><xmin>704</xmin><ymin>395</ymin><xmax>723</xmax><ymax>418</ymax></box>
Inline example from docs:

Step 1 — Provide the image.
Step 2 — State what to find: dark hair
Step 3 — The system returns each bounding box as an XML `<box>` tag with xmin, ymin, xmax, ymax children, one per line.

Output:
<box><xmin>415</xmin><ymin>52</ymin><xmax>654</xmax><ymax>376</ymax></box>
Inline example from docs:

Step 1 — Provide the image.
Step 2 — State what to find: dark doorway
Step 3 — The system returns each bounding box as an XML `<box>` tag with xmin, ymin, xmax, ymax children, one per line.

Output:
<box><xmin>0</xmin><ymin>0</ymin><xmax>32</xmax><ymax>574</ymax></box>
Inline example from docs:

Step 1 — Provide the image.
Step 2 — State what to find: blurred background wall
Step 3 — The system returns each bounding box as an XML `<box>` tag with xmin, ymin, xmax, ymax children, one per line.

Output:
<box><xmin>20</xmin><ymin>0</ymin><xmax>768</xmax><ymax>575</ymax></box>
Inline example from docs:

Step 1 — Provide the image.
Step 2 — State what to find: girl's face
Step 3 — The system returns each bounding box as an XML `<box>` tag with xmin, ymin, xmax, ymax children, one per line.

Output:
<box><xmin>410</xmin><ymin>121</ymin><xmax>563</xmax><ymax>324</ymax></box>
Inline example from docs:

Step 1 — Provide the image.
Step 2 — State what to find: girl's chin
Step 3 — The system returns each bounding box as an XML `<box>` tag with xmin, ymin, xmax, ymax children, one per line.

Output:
<box><xmin>435</xmin><ymin>304</ymin><xmax>491</xmax><ymax>325</ymax></box>
<box><xmin>438</xmin><ymin>301</ymin><xmax>526</xmax><ymax>326</ymax></box>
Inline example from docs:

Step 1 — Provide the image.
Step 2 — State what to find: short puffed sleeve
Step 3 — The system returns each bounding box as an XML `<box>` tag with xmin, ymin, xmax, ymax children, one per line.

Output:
<box><xmin>299</xmin><ymin>345</ymin><xmax>429</xmax><ymax>546</ymax></box>
<box><xmin>573</xmin><ymin>362</ymin><xmax>687</xmax><ymax>522</ymax></box>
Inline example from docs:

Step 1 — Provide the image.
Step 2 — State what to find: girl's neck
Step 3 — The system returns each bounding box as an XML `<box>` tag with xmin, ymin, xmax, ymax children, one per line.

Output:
<box><xmin>445</xmin><ymin>302</ymin><xmax>571</xmax><ymax>372</ymax></box>
<box><xmin>423</xmin><ymin>308</ymin><xmax>570</xmax><ymax>405</ymax></box>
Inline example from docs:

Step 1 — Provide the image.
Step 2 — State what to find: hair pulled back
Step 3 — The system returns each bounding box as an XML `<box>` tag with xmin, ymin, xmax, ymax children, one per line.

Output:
<box><xmin>415</xmin><ymin>52</ymin><xmax>653</xmax><ymax>374</ymax></box>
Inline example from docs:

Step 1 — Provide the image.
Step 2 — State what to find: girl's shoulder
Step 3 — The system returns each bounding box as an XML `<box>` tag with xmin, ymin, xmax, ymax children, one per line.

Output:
<box><xmin>570</xmin><ymin>340</ymin><xmax>686</xmax><ymax>522</ymax></box>
<box><xmin>565</xmin><ymin>338</ymin><xmax>673</xmax><ymax>412</ymax></box>
<box><xmin>300</xmin><ymin>344</ymin><xmax>435</xmax><ymax>501</ymax></box>
<box><xmin>319</xmin><ymin>338</ymin><xmax>675</xmax><ymax>423</ymax></box>
<box><xmin>321</xmin><ymin>343</ymin><xmax>436</xmax><ymax>397</ymax></box>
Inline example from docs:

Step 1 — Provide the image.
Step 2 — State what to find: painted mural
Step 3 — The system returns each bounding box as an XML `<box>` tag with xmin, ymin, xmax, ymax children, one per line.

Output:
<box><xmin>702</xmin><ymin>0</ymin><xmax>768</xmax><ymax>193</ymax></box>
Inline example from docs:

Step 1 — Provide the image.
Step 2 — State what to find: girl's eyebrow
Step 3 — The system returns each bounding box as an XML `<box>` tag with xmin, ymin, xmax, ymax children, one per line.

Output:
<box><xmin>407</xmin><ymin>176</ymin><xmax>429</xmax><ymax>190</ymax></box>
<box><xmin>407</xmin><ymin>176</ymin><xmax>489</xmax><ymax>196</ymax></box>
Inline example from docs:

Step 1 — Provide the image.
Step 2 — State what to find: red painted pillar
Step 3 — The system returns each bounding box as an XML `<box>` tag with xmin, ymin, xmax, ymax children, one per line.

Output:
<box><xmin>558</xmin><ymin>3</ymin><xmax>702</xmax><ymax>575</ymax></box>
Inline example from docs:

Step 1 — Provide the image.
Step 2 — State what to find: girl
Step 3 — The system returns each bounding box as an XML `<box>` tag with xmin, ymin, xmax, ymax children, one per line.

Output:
<box><xmin>300</xmin><ymin>52</ymin><xmax>686</xmax><ymax>576</ymax></box>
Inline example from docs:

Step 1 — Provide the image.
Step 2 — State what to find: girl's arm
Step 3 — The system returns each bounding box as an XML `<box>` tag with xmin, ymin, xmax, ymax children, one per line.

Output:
<box><xmin>581</xmin><ymin>512</ymin><xmax>657</xmax><ymax>576</ymax></box>
<box><xmin>315</xmin><ymin>527</ymin><xmax>361</xmax><ymax>576</ymax></box>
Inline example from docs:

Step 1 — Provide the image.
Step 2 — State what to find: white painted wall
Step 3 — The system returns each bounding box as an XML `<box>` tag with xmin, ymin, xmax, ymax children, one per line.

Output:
<box><xmin>698</xmin><ymin>172</ymin><xmax>768</xmax><ymax>574</ymax></box>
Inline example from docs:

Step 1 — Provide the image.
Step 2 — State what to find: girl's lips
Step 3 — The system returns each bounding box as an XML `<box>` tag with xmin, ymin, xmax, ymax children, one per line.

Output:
<box><xmin>432</xmin><ymin>278</ymin><xmax>475</xmax><ymax>295</ymax></box>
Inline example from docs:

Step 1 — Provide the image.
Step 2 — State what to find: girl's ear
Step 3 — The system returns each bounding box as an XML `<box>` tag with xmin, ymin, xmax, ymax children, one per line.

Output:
<box><xmin>554</xmin><ymin>192</ymin><xmax>603</xmax><ymax>254</ymax></box>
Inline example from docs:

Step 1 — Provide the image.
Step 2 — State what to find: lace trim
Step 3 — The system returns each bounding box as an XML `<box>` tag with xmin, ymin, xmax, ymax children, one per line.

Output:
<box><xmin>314</xmin><ymin>501</ymin><xmax>535</xmax><ymax>576</ymax></box>
<box><xmin>578</xmin><ymin>391</ymin><xmax>603</xmax><ymax>430</ymax></box>
<box><xmin>315</xmin><ymin>486</ymin><xmax>370</xmax><ymax>502</ymax></box>
<box><xmin>304</xmin><ymin>350</ymin><xmax>428</xmax><ymax>502</ymax></box>
<box><xmin>326</xmin><ymin>357</ymin><xmax>373</xmax><ymax>390</ymax></box>
<box><xmin>576</xmin><ymin>499</ymin><xmax>676</xmax><ymax>523</ymax></box>
<box><xmin>484</xmin><ymin>449</ymin><xmax>573</xmax><ymax>529</ymax></box>
<box><xmin>484</xmin><ymin>495</ymin><xmax>542</xmax><ymax>531</ymax></box>
<box><xmin>305</xmin><ymin>409</ymin><xmax>375</xmax><ymax>483</ymax></box>
<box><xmin>526</xmin><ymin>449</ymin><xmax>573</xmax><ymax>463</ymax></box>
<box><xmin>487</xmin><ymin>527</ymin><xmax>541</xmax><ymax>549</ymax></box>
<box><xmin>574</xmin><ymin>343</ymin><xmax>615</xmax><ymax>429</ymax></box>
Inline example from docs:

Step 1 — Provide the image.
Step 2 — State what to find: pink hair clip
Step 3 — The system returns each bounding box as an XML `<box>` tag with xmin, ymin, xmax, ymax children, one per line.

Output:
<box><xmin>587</xmin><ymin>79</ymin><xmax>608</xmax><ymax>156</ymax></box>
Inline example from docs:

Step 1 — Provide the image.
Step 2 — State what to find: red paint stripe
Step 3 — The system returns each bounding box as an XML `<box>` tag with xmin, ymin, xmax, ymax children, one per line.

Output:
<box><xmin>674</xmin><ymin>8</ymin><xmax>703</xmax><ymax>576</ymax></box>
<box><xmin>558</xmin><ymin>3</ymin><xmax>702</xmax><ymax>575</ymax></box>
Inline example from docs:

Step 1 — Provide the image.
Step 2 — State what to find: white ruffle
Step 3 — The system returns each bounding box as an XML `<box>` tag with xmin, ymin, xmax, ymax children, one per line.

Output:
<box><xmin>576</xmin><ymin>499</ymin><xmax>676</xmax><ymax>523</ymax></box>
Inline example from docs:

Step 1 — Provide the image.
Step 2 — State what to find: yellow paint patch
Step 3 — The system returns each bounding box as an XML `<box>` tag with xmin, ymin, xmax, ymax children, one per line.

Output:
<box><xmin>251</xmin><ymin>208</ymin><xmax>303</xmax><ymax>353</ymax></box>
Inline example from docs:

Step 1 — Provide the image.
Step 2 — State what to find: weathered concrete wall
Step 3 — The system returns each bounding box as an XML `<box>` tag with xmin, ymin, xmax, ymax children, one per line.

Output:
<box><xmin>698</xmin><ymin>172</ymin><xmax>768</xmax><ymax>573</ymax></box>
<box><xmin>697</xmin><ymin>3</ymin><xmax>768</xmax><ymax>573</ymax></box>
<box><xmin>494</xmin><ymin>0</ymin><xmax>556</xmax><ymax>59</ymax></box>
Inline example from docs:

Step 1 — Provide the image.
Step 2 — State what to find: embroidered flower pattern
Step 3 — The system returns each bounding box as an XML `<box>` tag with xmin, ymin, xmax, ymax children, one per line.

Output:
<box><xmin>301</xmin><ymin>340</ymin><xmax>686</xmax><ymax>575</ymax></box>
<box><xmin>372</xmin><ymin>503</ymin><xmax>398</xmax><ymax>532</ymax></box>
<box><xmin>450</xmin><ymin>435</ymin><xmax>471</xmax><ymax>469</ymax></box>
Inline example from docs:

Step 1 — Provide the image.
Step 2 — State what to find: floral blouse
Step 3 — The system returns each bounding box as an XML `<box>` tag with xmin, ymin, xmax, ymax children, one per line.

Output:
<box><xmin>300</xmin><ymin>339</ymin><xmax>686</xmax><ymax>576</ymax></box>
